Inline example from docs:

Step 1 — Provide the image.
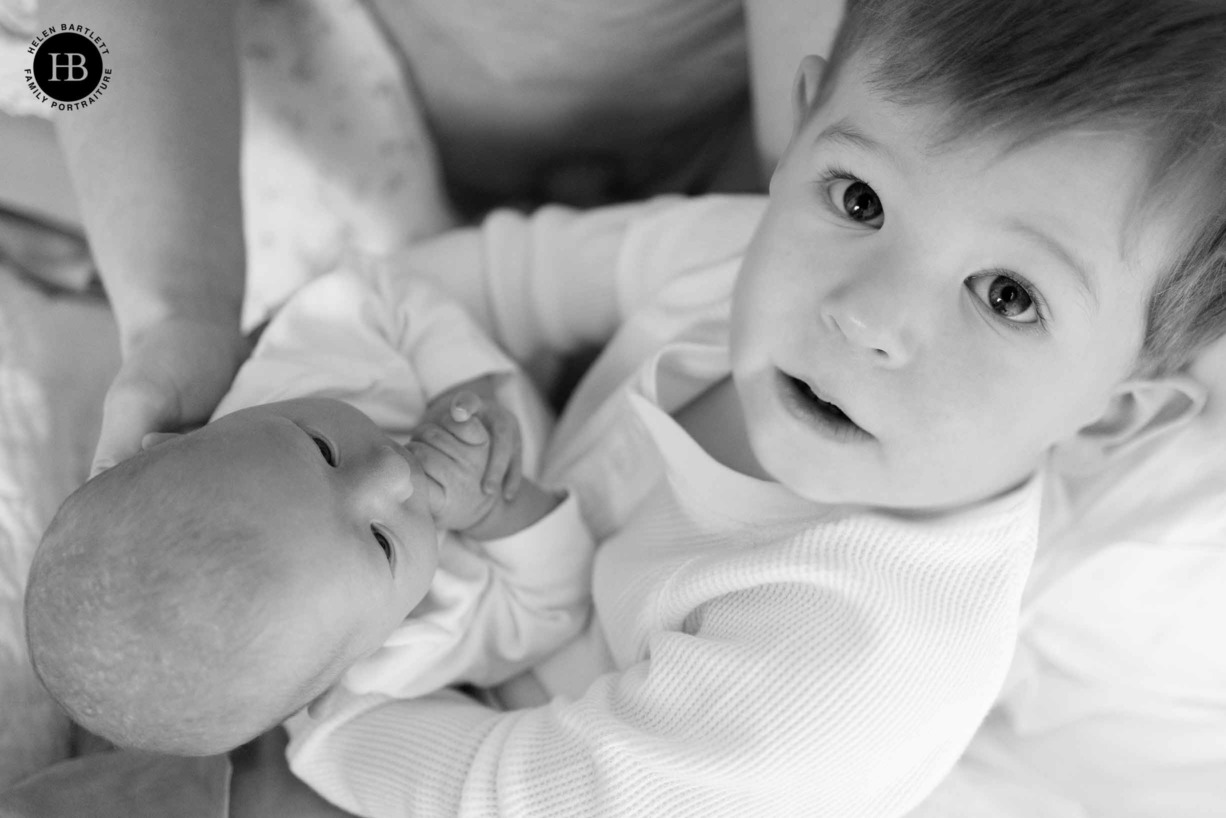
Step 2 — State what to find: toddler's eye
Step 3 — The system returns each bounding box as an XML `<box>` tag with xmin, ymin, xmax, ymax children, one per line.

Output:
<box><xmin>829</xmin><ymin>178</ymin><xmax>884</xmax><ymax>227</ymax></box>
<box><xmin>312</xmin><ymin>435</ymin><xmax>337</xmax><ymax>466</ymax></box>
<box><xmin>968</xmin><ymin>273</ymin><xmax>1041</xmax><ymax>324</ymax></box>
<box><xmin>371</xmin><ymin>526</ymin><xmax>394</xmax><ymax>568</ymax></box>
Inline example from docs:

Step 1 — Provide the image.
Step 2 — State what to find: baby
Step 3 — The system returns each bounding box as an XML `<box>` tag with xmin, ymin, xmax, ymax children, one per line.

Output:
<box><xmin>24</xmin><ymin>275</ymin><xmax>593</xmax><ymax>756</ymax></box>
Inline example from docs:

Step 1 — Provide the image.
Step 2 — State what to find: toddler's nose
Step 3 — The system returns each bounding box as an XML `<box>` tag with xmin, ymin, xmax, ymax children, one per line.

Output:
<box><xmin>821</xmin><ymin>265</ymin><xmax>916</xmax><ymax>367</ymax></box>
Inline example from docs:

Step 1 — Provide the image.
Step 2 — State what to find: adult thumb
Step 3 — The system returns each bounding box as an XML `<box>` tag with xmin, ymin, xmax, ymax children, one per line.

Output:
<box><xmin>89</xmin><ymin>379</ymin><xmax>177</xmax><ymax>477</ymax></box>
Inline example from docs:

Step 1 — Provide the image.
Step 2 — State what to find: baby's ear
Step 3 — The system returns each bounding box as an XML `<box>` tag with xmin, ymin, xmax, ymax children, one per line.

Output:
<box><xmin>792</xmin><ymin>55</ymin><xmax>828</xmax><ymax>134</ymax></box>
<box><xmin>140</xmin><ymin>431</ymin><xmax>181</xmax><ymax>451</ymax></box>
<box><xmin>1052</xmin><ymin>374</ymin><xmax>1207</xmax><ymax>474</ymax></box>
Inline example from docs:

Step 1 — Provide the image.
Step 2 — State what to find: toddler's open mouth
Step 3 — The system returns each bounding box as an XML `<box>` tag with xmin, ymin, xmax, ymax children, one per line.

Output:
<box><xmin>778</xmin><ymin>371</ymin><xmax>872</xmax><ymax>441</ymax></box>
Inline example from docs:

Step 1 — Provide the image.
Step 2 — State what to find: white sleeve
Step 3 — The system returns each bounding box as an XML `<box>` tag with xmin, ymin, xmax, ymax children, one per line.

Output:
<box><xmin>286</xmin><ymin>572</ymin><xmax>1021</xmax><ymax>818</ymax></box>
<box><xmin>384</xmin><ymin>195</ymin><xmax>767</xmax><ymax>366</ymax></box>
<box><xmin>331</xmin><ymin>493</ymin><xmax>594</xmax><ymax>701</ymax></box>
<box><xmin>214</xmin><ymin>267</ymin><xmax>515</xmax><ymax>425</ymax></box>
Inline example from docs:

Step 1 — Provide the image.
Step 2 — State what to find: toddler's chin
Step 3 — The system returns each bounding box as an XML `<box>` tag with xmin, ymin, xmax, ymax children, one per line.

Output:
<box><xmin>756</xmin><ymin>452</ymin><xmax>843</xmax><ymax>506</ymax></box>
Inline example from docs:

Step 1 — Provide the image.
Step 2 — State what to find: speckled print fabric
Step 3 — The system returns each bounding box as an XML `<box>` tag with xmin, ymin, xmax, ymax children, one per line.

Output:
<box><xmin>0</xmin><ymin>0</ymin><xmax>39</xmax><ymax>116</ymax></box>
<box><xmin>235</xmin><ymin>0</ymin><xmax>454</xmax><ymax>329</ymax></box>
<box><xmin>1</xmin><ymin>0</ymin><xmax>456</xmax><ymax>330</ymax></box>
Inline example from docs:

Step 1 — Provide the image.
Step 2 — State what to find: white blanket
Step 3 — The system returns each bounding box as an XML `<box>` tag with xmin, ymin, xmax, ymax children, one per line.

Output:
<box><xmin>0</xmin><ymin>269</ymin><xmax>116</xmax><ymax>787</ymax></box>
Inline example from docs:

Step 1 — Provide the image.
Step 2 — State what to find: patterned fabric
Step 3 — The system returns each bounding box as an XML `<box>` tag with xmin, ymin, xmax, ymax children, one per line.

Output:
<box><xmin>1</xmin><ymin>0</ymin><xmax>453</xmax><ymax>330</ymax></box>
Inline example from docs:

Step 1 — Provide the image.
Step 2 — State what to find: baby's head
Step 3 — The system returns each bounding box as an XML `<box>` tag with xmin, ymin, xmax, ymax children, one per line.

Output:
<box><xmin>731</xmin><ymin>0</ymin><xmax>1226</xmax><ymax>510</ymax></box>
<box><xmin>26</xmin><ymin>398</ymin><xmax>438</xmax><ymax>755</ymax></box>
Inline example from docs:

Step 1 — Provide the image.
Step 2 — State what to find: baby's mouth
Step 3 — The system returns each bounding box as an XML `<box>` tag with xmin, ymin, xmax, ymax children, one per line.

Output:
<box><xmin>782</xmin><ymin>373</ymin><xmax>870</xmax><ymax>438</ymax></box>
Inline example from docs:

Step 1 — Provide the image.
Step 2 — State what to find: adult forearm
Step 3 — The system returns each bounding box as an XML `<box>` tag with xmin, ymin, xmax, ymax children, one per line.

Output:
<box><xmin>45</xmin><ymin>0</ymin><xmax>245</xmax><ymax>346</ymax></box>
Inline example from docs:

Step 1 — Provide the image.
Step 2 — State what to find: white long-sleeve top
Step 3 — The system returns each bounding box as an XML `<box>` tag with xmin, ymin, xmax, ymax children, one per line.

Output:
<box><xmin>286</xmin><ymin>196</ymin><xmax>1041</xmax><ymax>817</ymax></box>
<box><xmin>212</xmin><ymin>269</ymin><xmax>594</xmax><ymax>700</ymax></box>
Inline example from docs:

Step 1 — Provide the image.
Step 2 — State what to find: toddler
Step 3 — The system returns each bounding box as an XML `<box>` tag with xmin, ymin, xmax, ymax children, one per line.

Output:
<box><xmin>24</xmin><ymin>274</ymin><xmax>593</xmax><ymax>756</ymax></box>
<box><xmin>265</xmin><ymin>2</ymin><xmax>1226</xmax><ymax>816</ymax></box>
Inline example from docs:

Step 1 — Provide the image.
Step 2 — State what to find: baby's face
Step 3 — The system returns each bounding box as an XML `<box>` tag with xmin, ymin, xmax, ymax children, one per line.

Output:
<box><xmin>189</xmin><ymin>398</ymin><xmax>439</xmax><ymax>695</ymax></box>
<box><xmin>730</xmin><ymin>55</ymin><xmax>1178</xmax><ymax>510</ymax></box>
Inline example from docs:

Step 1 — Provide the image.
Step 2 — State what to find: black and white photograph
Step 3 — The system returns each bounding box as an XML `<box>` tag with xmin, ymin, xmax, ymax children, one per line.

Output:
<box><xmin>0</xmin><ymin>1</ymin><xmax>1223</xmax><ymax>815</ymax></box>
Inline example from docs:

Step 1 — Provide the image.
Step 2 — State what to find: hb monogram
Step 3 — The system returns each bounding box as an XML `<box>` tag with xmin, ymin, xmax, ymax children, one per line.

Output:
<box><xmin>47</xmin><ymin>52</ymin><xmax>89</xmax><ymax>82</ymax></box>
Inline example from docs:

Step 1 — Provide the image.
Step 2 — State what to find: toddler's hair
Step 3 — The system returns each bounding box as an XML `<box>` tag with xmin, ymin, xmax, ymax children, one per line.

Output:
<box><xmin>826</xmin><ymin>0</ymin><xmax>1226</xmax><ymax>374</ymax></box>
<box><xmin>25</xmin><ymin>439</ymin><xmax>295</xmax><ymax>755</ymax></box>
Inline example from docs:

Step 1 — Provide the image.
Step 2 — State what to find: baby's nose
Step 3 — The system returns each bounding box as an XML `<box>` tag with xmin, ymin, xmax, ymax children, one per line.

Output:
<box><xmin>358</xmin><ymin>444</ymin><xmax>416</xmax><ymax>506</ymax></box>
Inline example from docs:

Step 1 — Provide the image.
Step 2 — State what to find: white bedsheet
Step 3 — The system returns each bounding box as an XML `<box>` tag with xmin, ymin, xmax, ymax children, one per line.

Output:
<box><xmin>0</xmin><ymin>268</ymin><xmax>116</xmax><ymax>787</ymax></box>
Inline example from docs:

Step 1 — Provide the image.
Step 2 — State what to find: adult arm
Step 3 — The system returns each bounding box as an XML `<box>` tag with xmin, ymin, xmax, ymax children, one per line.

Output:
<box><xmin>43</xmin><ymin>0</ymin><xmax>249</xmax><ymax>473</ymax></box>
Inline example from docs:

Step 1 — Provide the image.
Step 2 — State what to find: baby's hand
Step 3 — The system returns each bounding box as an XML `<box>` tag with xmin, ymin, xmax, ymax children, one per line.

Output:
<box><xmin>419</xmin><ymin>376</ymin><xmax>522</xmax><ymax>499</ymax></box>
<box><xmin>409</xmin><ymin>387</ymin><xmax>522</xmax><ymax>536</ymax></box>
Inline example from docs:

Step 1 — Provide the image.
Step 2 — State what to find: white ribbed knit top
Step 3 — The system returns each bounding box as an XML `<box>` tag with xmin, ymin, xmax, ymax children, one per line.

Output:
<box><xmin>287</xmin><ymin>196</ymin><xmax>1041</xmax><ymax>817</ymax></box>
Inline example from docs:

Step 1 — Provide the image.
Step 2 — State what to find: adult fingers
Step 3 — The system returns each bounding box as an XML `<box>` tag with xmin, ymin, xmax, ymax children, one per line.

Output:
<box><xmin>89</xmin><ymin>318</ymin><xmax>249</xmax><ymax>477</ymax></box>
<box><xmin>89</xmin><ymin>375</ymin><xmax>178</xmax><ymax>477</ymax></box>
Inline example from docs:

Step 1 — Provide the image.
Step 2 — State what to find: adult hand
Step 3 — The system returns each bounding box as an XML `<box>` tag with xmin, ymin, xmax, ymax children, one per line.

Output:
<box><xmin>90</xmin><ymin>317</ymin><xmax>251</xmax><ymax>476</ymax></box>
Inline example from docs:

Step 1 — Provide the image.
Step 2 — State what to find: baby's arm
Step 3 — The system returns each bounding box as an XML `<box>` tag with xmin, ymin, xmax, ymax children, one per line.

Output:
<box><xmin>334</xmin><ymin>385</ymin><xmax>593</xmax><ymax>700</ymax></box>
<box><xmin>214</xmin><ymin>270</ymin><xmax>515</xmax><ymax>428</ymax></box>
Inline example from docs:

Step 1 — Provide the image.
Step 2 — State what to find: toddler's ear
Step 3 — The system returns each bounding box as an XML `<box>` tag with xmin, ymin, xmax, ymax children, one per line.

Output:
<box><xmin>140</xmin><ymin>431</ymin><xmax>181</xmax><ymax>450</ymax></box>
<box><xmin>1052</xmin><ymin>374</ymin><xmax>1207</xmax><ymax>474</ymax></box>
<box><xmin>792</xmin><ymin>55</ymin><xmax>828</xmax><ymax>134</ymax></box>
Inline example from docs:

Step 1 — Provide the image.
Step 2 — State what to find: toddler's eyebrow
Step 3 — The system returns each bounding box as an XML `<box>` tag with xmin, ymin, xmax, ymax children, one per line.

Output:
<box><xmin>813</xmin><ymin>118</ymin><xmax>894</xmax><ymax>164</ymax></box>
<box><xmin>1003</xmin><ymin>219</ymin><xmax>1098</xmax><ymax>308</ymax></box>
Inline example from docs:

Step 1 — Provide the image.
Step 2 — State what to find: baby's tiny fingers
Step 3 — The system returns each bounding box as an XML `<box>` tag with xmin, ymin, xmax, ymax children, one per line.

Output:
<box><xmin>418</xmin><ymin>423</ymin><xmax>466</xmax><ymax>459</ymax></box>
<box><xmin>419</xmin><ymin>423</ymin><xmax>492</xmax><ymax>485</ymax></box>
<box><xmin>441</xmin><ymin>410</ymin><xmax>489</xmax><ymax>447</ymax></box>
<box><xmin>450</xmin><ymin>391</ymin><xmax>484</xmax><ymax>423</ymax></box>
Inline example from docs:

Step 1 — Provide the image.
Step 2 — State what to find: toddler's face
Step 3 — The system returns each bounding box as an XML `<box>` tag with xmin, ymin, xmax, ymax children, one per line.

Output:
<box><xmin>730</xmin><ymin>55</ymin><xmax>1178</xmax><ymax>510</ymax></box>
<box><xmin>192</xmin><ymin>398</ymin><xmax>439</xmax><ymax>694</ymax></box>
